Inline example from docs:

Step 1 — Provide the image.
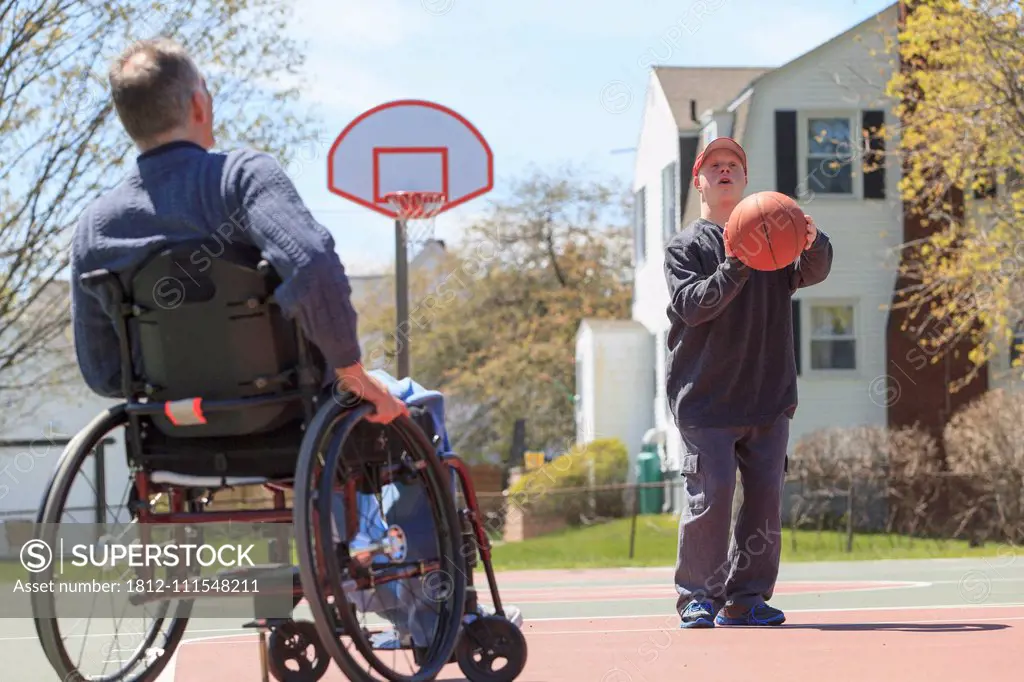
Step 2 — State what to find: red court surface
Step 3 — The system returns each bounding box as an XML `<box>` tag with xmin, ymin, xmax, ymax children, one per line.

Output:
<box><xmin>155</xmin><ymin>568</ymin><xmax>1024</xmax><ymax>682</ymax></box>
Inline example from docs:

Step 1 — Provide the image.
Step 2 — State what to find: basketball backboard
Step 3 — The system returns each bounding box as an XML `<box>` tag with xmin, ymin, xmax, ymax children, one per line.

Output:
<box><xmin>327</xmin><ymin>100</ymin><xmax>493</xmax><ymax>219</ymax></box>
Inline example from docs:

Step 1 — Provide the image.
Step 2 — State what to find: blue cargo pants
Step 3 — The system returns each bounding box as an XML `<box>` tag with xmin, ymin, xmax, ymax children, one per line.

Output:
<box><xmin>673</xmin><ymin>414</ymin><xmax>789</xmax><ymax>616</ymax></box>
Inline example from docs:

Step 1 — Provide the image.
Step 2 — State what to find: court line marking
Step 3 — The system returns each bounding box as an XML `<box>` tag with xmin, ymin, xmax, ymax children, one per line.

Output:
<box><xmin>509</xmin><ymin>581</ymin><xmax>936</xmax><ymax>600</ymax></box>
<box><xmin>524</xmin><ymin>614</ymin><xmax>1024</xmax><ymax>635</ymax></box>
<box><xmin>521</xmin><ymin>602</ymin><xmax>1024</xmax><ymax>623</ymax></box>
<box><xmin>7</xmin><ymin>600</ymin><xmax>1024</xmax><ymax>644</ymax></box>
<box><xmin>154</xmin><ymin>632</ymin><xmax>261</xmax><ymax>682</ymax></box>
<box><xmin>501</xmin><ymin>577</ymin><xmax>939</xmax><ymax>586</ymax></box>
<box><xmin>45</xmin><ymin>602</ymin><xmax>1024</xmax><ymax>682</ymax></box>
<box><xmin>485</xmin><ymin>581</ymin><xmax>937</xmax><ymax>607</ymax></box>
<box><xmin>502</xmin><ymin>580</ymin><xmax>932</xmax><ymax>594</ymax></box>
<box><xmin>159</xmin><ymin>611</ymin><xmax>1024</xmax><ymax>642</ymax></box>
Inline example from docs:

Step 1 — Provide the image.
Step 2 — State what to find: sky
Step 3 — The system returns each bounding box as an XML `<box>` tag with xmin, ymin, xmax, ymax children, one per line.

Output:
<box><xmin>281</xmin><ymin>0</ymin><xmax>897</xmax><ymax>275</ymax></box>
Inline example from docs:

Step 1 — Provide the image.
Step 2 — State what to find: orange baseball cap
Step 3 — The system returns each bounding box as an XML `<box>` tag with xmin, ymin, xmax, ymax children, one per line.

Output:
<box><xmin>692</xmin><ymin>137</ymin><xmax>747</xmax><ymax>178</ymax></box>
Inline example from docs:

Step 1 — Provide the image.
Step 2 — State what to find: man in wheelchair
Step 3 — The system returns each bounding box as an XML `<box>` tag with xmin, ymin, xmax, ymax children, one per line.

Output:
<box><xmin>71</xmin><ymin>37</ymin><xmax>406</xmax><ymax>425</ymax></box>
<box><xmin>60</xmin><ymin>37</ymin><xmax>524</xmax><ymax>682</ymax></box>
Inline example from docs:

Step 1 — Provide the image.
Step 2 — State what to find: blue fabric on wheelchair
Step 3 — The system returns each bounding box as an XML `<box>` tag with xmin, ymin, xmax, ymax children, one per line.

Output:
<box><xmin>332</xmin><ymin>371</ymin><xmax>457</xmax><ymax>646</ymax></box>
<box><xmin>368</xmin><ymin>369</ymin><xmax>452</xmax><ymax>453</ymax></box>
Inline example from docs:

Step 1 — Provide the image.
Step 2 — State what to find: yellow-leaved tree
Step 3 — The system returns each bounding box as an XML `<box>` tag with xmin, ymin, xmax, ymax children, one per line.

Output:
<box><xmin>886</xmin><ymin>0</ymin><xmax>1024</xmax><ymax>391</ymax></box>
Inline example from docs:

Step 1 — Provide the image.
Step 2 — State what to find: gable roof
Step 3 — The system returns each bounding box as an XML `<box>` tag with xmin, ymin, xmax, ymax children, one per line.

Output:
<box><xmin>653</xmin><ymin>66</ymin><xmax>772</xmax><ymax>132</ymax></box>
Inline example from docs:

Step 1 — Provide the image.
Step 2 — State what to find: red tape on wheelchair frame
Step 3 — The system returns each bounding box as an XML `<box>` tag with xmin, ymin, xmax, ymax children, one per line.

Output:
<box><xmin>164</xmin><ymin>398</ymin><xmax>207</xmax><ymax>426</ymax></box>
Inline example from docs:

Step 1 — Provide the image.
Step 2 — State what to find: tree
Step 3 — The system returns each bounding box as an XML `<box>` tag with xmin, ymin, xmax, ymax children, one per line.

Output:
<box><xmin>355</xmin><ymin>167</ymin><xmax>634</xmax><ymax>460</ymax></box>
<box><xmin>885</xmin><ymin>0</ymin><xmax>1024</xmax><ymax>391</ymax></box>
<box><xmin>0</xmin><ymin>0</ymin><xmax>318</xmax><ymax>429</ymax></box>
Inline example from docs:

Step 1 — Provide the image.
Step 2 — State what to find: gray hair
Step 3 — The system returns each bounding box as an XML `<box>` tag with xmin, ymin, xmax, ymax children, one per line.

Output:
<box><xmin>108</xmin><ymin>38</ymin><xmax>202</xmax><ymax>144</ymax></box>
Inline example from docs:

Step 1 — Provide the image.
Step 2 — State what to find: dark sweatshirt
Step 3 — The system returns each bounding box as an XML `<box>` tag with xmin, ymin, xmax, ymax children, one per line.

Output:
<box><xmin>70</xmin><ymin>140</ymin><xmax>361</xmax><ymax>398</ymax></box>
<box><xmin>663</xmin><ymin>217</ymin><xmax>833</xmax><ymax>428</ymax></box>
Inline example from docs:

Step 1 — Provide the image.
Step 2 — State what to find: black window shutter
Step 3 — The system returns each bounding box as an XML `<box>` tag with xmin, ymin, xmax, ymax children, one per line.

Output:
<box><xmin>792</xmin><ymin>299</ymin><xmax>802</xmax><ymax>375</ymax></box>
<box><xmin>862</xmin><ymin>110</ymin><xmax>886</xmax><ymax>199</ymax></box>
<box><xmin>678</xmin><ymin>136</ymin><xmax>698</xmax><ymax>224</ymax></box>
<box><xmin>775</xmin><ymin>110</ymin><xmax>798</xmax><ymax>198</ymax></box>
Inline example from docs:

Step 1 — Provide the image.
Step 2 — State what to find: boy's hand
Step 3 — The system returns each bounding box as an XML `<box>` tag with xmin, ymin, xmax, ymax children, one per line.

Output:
<box><xmin>724</xmin><ymin>227</ymin><xmax>736</xmax><ymax>258</ymax></box>
<box><xmin>804</xmin><ymin>215</ymin><xmax>818</xmax><ymax>250</ymax></box>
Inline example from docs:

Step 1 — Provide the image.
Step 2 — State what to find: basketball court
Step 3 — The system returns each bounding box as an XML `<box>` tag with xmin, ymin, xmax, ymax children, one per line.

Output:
<box><xmin>9</xmin><ymin>99</ymin><xmax>1021</xmax><ymax>681</ymax></box>
<box><xmin>7</xmin><ymin>555</ymin><xmax>1021</xmax><ymax>680</ymax></box>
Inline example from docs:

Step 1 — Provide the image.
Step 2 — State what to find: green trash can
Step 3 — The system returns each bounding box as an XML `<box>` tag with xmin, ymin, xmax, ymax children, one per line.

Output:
<box><xmin>635</xmin><ymin>446</ymin><xmax>664</xmax><ymax>515</ymax></box>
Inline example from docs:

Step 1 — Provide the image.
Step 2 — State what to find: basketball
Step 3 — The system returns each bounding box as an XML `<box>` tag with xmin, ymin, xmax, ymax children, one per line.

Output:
<box><xmin>724</xmin><ymin>191</ymin><xmax>808</xmax><ymax>271</ymax></box>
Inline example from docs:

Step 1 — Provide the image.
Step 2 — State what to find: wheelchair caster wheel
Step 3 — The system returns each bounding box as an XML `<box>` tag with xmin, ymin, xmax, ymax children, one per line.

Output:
<box><xmin>456</xmin><ymin>615</ymin><xmax>527</xmax><ymax>682</ymax></box>
<box><xmin>267</xmin><ymin>620</ymin><xmax>330</xmax><ymax>681</ymax></box>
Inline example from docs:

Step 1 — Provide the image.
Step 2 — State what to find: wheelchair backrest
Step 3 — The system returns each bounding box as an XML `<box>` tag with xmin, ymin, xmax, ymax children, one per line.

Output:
<box><xmin>116</xmin><ymin>239</ymin><xmax>325</xmax><ymax>437</ymax></box>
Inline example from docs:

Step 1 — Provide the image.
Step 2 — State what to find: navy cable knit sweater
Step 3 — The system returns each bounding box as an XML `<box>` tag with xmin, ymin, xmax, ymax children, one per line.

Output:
<box><xmin>70</xmin><ymin>140</ymin><xmax>361</xmax><ymax>398</ymax></box>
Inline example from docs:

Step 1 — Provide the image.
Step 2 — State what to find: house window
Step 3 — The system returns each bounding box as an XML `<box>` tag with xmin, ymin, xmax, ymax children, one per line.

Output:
<box><xmin>634</xmin><ymin>187</ymin><xmax>646</xmax><ymax>265</ymax></box>
<box><xmin>806</xmin><ymin>117</ymin><xmax>854</xmax><ymax>195</ymax></box>
<box><xmin>810</xmin><ymin>303</ymin><xmax>856</xmax><ymax>370</ymax></box>
<box><xmin>662</xmin><ymin>163</ymin><xmax>677</xmax><ymax>243</ymax></box>
<box><xmin>1011</xmin><ymin>322</ymin><xmax>1024</xmax><ymax>368</ymax></box>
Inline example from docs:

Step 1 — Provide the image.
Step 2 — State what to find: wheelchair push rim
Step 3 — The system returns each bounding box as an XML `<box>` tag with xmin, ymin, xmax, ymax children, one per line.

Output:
<box><xmin>294</xmin><ymin>398</ymin><xmax>468</xmax><ymax>682</ymax></box>
<box><xmin>32</xmin><ymin>406</ymin><xmax>194</xmax><ymax>682</ymax></box>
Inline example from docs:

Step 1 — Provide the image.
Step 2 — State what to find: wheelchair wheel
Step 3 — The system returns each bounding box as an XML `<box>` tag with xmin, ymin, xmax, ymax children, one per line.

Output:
<box><xmin>32</xmin><ymin>406</ymin><xmax>195</xmax><ymax>682</ymax></box>
<box><xmin>267</xmin><ymin>619</ymin><xmax>330</xmax><ymax>681</ymax></box>
<box><xmin>455</xmin><ymin>615</ymin><xmax>528</xmax><ymax>682</ymax></box>
<box><xmin>294</xmin><ymin>399</ymin><xmax>467</xmax><ymax>682</ymax></box>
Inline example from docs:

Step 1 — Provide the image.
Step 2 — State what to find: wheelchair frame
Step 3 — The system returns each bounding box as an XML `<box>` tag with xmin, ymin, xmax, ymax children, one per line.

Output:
<box><xmin>32</xmin><ymin>241</ymin><xmax>525</xmax><ymax>682</ymax></box>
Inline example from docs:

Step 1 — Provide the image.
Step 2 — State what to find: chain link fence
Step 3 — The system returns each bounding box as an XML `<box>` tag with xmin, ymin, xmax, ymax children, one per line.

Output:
<box><xmin>479</xmin><ymin>467</ymin><xmax>1023</xmax><ymax>559</ymax></box>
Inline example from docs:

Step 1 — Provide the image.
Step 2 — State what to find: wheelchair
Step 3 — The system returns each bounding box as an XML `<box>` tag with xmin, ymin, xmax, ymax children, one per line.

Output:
<box><xmin>31</xmin><ymin>240</ymin><xmax>527</xmax><ymax>682</ymax></box>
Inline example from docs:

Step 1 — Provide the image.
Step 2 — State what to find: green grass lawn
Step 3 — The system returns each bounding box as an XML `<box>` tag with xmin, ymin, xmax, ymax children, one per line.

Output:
<box><xmin>489</xmin><ymin>513</ymin><xmax>1020</xmax><ymax>571</ymax></box>
<box><xmin>4</xmin><ymin>514</ymin><xmax>1015</xmax><ymax>583</ymax></box>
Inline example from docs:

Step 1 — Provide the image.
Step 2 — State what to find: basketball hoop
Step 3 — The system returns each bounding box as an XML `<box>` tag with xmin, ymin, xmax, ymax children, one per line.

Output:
<box><xmin>383</xmin><ymin>191</ymin><xmax>446</xmax><ymax>255</ymax></box>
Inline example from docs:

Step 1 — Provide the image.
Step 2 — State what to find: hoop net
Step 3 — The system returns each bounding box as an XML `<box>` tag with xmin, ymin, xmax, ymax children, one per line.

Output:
<box><xmin>383</xmin><ymin>191</ymin><xmax>447</xmax><ymax>254</ymax></box>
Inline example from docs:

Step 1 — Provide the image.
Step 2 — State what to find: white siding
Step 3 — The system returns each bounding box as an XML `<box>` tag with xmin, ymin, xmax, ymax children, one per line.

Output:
<box><xmin>0</xmin><ymin>354</ymin><xmax>131</xmax><ymax>562</ymax></box>
<box><xmin>736</xmin><ymin>5</ymin><xmax>901</xmax><ymax>448</ymax></box>
<box><xmin>575</xmin><ymin>322</ymin><xmax>655</xmax><ymax>466</ymax></box>
<box><xmin>631</xmin><ymin>72</ymin><xmax>682</xmax><ymax>335</ymax></box>
<box><xmin>986</xmin><ymin>340</ymin><xmax>1024</xmax><ymax>394</ymax></box>
<box><xmin>630</xmin><ymin>72</ymin><xmax>684</xmax><ymax>470</ymax></box>
<box><xmin>574</xmin><ymin>325</ymin><xmax>596</xmax><ymax>443</ymax></box>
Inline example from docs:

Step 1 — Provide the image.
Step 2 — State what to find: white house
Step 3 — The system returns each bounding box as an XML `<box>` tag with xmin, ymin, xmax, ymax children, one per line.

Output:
<box><xmin>578</xmin><ymin>4</ymin><xmax>904</xmax><ymax>478</ymax></box>
<box><xmin>577</xmin><ymin>1</ymin><xmax>1023</xmax><ymax>490</ymax></box>
<box><xmin>574</xmin><ymin>319</ymin><xmax>655</xmax><ymax>480</ymax></box>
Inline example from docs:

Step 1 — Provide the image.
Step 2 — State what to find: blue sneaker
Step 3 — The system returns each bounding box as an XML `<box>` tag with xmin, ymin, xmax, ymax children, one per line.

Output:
<box><xmin>679</xmin><ymin>600</ymin><xmax>716</xmax><ymax>629</ymax></box>
<box><xmin>715</xmin><ymin>603</ymin><xmax>786</xmax><ymax>626</ymax></box>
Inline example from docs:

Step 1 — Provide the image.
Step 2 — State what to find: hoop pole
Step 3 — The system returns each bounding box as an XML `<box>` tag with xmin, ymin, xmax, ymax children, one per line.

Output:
<box><xmin>395</xmin><ymin>218</ymin><xmax>410</xmax><ymax>379</ymax></box>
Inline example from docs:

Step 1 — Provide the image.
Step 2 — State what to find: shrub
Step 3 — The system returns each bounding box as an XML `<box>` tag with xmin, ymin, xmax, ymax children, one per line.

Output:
<box><xmin>505</xmin><ymin>438</ymin><xmax>629</xmax><ymax>526</ymax></box>
<box><xmin>943</xmin><ymin>388</ymin><xmax>1024</xmax><ymax>544</ymax></box>
<box><xmin>786</xmin><ymin>425</ymin><xmax>938</xmax><ymax>534</ymax></box>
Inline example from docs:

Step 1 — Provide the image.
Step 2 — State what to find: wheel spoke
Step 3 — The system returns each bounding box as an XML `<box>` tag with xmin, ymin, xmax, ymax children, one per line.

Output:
<box><xmin>33</xmin><ymin>408</ymin><xmax>192</xmax><ymax>682</ymax></box>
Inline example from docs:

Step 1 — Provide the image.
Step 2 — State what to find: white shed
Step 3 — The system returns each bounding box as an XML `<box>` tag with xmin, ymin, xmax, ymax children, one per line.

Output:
<box><xmin>574</xmin><ymin>319</ymin><xmax>655</xmax><ymax>480</ymax></box>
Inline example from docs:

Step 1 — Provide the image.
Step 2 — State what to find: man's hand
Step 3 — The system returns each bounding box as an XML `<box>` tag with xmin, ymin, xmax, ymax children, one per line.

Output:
<box><xmin>804</xmin><ymin>215</ymin><xmax>818</xmax><ymax>250</ymax></box>
<box><xmin>336</xmin><ymin>364</ymin><xmax>409</xmax><ymax>424</ymax></box>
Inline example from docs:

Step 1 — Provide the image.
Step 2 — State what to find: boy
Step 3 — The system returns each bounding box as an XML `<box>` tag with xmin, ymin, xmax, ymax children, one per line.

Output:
<box><xmin>664</xmin><ymin>137</ymin><xmax>833</xmax><ymax>628</ymax></box>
